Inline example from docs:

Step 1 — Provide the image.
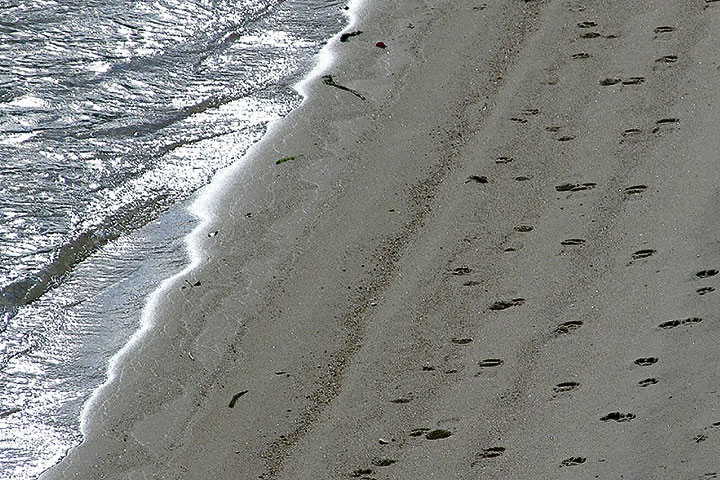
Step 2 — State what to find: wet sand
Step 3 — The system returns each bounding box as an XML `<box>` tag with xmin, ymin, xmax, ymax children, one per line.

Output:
<box><xmin>43</xmin><ymin>0</ymin><xmax>720</xmax><ymax>479</ymax></box>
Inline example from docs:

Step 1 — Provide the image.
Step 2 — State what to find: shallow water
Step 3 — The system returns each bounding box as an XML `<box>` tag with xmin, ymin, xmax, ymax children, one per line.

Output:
<box><xmin>0</xmin><ymin>1</ymin><xmax>347</xmax><ymax>477</ymax></box>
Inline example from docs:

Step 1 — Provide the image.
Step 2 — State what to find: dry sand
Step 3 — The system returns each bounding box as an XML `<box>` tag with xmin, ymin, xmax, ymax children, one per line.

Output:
<box><xmin>42</xmin><ymin>0</ymin><xmax>720</xmax><ymax>478</ymax></box>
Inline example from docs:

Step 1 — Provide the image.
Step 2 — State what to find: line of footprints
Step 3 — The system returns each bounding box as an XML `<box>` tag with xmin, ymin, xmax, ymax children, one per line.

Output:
<box><xmin>347</xmin><ymin>14</ymin><xmax>715</xmax><ymax>480</ymax></box>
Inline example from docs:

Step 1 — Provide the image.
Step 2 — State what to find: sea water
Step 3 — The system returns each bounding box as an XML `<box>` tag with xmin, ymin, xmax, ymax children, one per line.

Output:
<box><xmin>0</xmin><ymin>1</ymin><xmax>347</xmax><ymax>477</ymax></box>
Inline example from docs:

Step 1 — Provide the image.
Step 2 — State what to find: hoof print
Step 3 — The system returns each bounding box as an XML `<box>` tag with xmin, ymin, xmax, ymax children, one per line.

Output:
<box><xmin>561</xmin><ymin>238</ymin><xmax>586</xmax><ymax>246</ymax></box>
<box><xmin>600</xmin><ymin>77</ymin><xmax>621</xmax><ymax>86</ymax></box>
<box><xmin>554</xmin><ymin>320</ymin><xmax>583</xmax><ymax>334</ymax></box>
<box><xmin>635</xmin><ymin>357</ymin><xmax>658</xmax><ymax>366</ymax></box>
<box><xmin>553</xmin><ymin>381</ymin><xmax>580</xmax><ymax>394</ymax></box>
<box><xmin>489</xmin><ymin>298</ymin><xmax>525</xmax><ymax>310</ymax></box>
<box><xmin>696</xmin><ymin>269</ymin><xmax>718</xmax><ymax>279</ymax></box>
<box><xmin>697</xmin><ymin>286</ymin><xmax>715</xmax><ymax>295</ymax></box>
<box><xmin>425</xmin><ymin>429</ymin><xmax>452</xmax><ymax>440</ymax></box>
<box><xmin>560</xmin><ymin>457</ymin><xmax>586</xmax><ymax>467</ymax></box>
<box><xmin>478</xmin><ymin>358</ymin><xmax>504</xmax><ymax>368</ymax></box>
<box><xmin>639</xmin><ymin>377</ymin><xmax>659</xmax><ymax>387</ymax></box>
<box><xmin>601</xmin><ymin>412</ymin><xmax>636</xmax><ymax>422</ymax></box>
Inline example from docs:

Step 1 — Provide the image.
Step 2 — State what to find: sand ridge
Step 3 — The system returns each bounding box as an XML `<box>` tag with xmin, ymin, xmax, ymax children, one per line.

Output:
<box><xmin>42</xmin><ymin>0</ymin><xmax>720</xmax><ymax>479</ymax></box>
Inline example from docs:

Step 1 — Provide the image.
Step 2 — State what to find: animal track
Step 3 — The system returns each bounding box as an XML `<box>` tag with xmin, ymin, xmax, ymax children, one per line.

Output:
<box><xmin>452</xmin><ymin>337</ymin><xmax>473</xmax><ymax>345</ymax></box>
<box><xmin>555</xmin><ymin>182</ymin><xmax>596</xmax><ymax>192</ymax></box>
<box><xmin>624</xmin><ymin>185</ymin><xmax>647</xmax><ymax>195</ymax></box>
<box><xmin>658</xmin><ymin>317</ymin><xmax>702</xmax><ymax>329</ymax></box>
<box><xmin>696</xmin><ymin>269</ymin><xmax>718</xmax><ymax>279</ymax></box>
<box><xmin>561</xmin><ymin>238</ymin><xmax>586</xmax><ymax>246</ymax></box>
<box><xmin>557</xmin><ymin>135</ymin><xmax>575</xmax><ymax>142</ymax></box>
<box><xmin>697</xmin><ymin>286</ymin><xmax>715</xmax><ymax>295</ymax></box>
<box><xmin>522</xmin><ymin>108</ymin><xmax>540</xmax><ymax>115</ymax></box>
<box><xmin>601</xmin><ymin>412</ymin><xmax>636</xmax><ymax>422</ymax></box>
<box><xmin>495</xmin><ymin>156</ymin><xmax>513</xmax><ymax>164</ymax></box>
<box><xmin>371</xmin><ymin>458</ymin><xmax>396</xmax><ymax>467</ymax></box>
<box><xmin>478</xmin><ymin>358</ymin><xmax>504</xmax><ymax>367</ymax></box>
<box><xmin>632</xmin><ymin>249</ymin><xmax>656</xmax><ymax>260</ymax></box>
<box><xmin>515</xmin><ymin>175</ymin><xmax>532</xmax><ymax>181</ymax></box>
<box><xmin>350</xmin><ymin>468</ymin><xmax>373</xmax><ymax>478</ymax></box>
<box><xmin>554</xmin><ymin>320</ymin><xmax>583</xmax><ymax>334</ymax></box>
<box><xmin>572</xmin><ymin>52</ymin><xmax>590</xmax><ymax>59</ymax></box>
<box><xmin>560</xmin><ymin>457</ymin><xmax>586</xmax><ymax>467</ymax></box>
<box><xmin>635</xmin><ymin>357</ymin><xmax>658</xmax><ymax>366</ymax></box>
<box><xmin>639</xmin><ymin>377</ymin><xmax>658</xmax><ymax>387</ymax></box>
<box><xmin>623</xmin><ymin>128</ymin><xmax>643</xmax><ymax>137</ymax></box>
<box><xmin>600</xmin><ymin>77</ymin><xmax>621</xmax><ymax>86</ymax></box>
<box><xmin>510</xmin><ymin>117</ymin><xmax>528</xmax><ymax>124</ymax></box>
<box><xmin>553</xmin><ymin>381</ymin><xmax>580</xmax><ymax>394</ymax></box>
<box><xmin>514</xmin><ymin>225</ymin><xmax>533</xmax><ymax>232</ymax></box>
<box><xmin>580</xmin><ymin>31</ymin><xmax>601</xmax><ymax>39</ymax></box>
<box><xmin>489</xmin><ymin>298</ymin><xmax>525</xmax><ymax>310</ymax></box>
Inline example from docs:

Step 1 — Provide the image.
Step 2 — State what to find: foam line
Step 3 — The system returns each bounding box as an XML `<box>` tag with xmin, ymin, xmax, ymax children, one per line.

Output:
<box><xmin>79</xmin><ymin>0</ymin><xmax>366</xmax><ymax>435</ymax></box>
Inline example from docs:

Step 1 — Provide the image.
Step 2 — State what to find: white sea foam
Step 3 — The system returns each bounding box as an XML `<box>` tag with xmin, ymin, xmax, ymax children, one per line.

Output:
<box><xmin>78</xmin><ymin>0</ymin><xmax>366</xmax><ymax>435</ymax></box>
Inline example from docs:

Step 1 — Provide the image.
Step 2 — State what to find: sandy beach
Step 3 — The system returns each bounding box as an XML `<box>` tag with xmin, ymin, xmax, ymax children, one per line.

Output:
<box><xmin>42</xmin><ymin>0</ymin><xmax>720</xmax><ymax>478</ymax></box>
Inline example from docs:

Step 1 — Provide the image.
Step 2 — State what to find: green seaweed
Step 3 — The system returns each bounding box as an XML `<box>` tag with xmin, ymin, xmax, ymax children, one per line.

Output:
<box><xmin>275</xmin><ymin>155</ymin><xmax>297</xmax><ymax>165</ymax></box>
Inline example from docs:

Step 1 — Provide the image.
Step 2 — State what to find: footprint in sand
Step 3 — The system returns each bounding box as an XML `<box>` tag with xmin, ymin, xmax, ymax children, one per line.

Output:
<box><xmin>554</xmin><ymin>320</ymin><xmax>583</xmax><ymax>334</ymax></box>
<box><xmin>478</xmin><ymin>358</ymin><xmax>504</xmax><ymax>368</ymax></box>
<box><xmin>572</xmin><ymin>52</ymin><xmax>591</xmax><ymax>59</ymax></box>
<box><xmin>489</xmin><ymin>298</ymin><xmax>525</xmax><ymax>311</ymax></box>
<box><xmin>350</xmin><ymin>468</ymin><xmax>373</xmax><ymax>478</ymax></box>
<box><xmin>478</xmin><ymin>446</ymin><xmax>506</xmax><ymax>458</ymax></box>
<box><xmin>553</xmin><ymin>381</ymin><xmax>580</xmax><ymax>394</ymax></box>
<box><xmin>452</xmin><ymin>337</ymin><xmax>473</xmax><ymax>345</ymax></box>
<box><xmin>580</xmin><ymin>32</ymin><xmax>601</xmax><ymax>39</ymax></box>
<box><xmin>696</xmin><ymin>269</ymin><xmax>718</xmax><ymax>279</ymax></box>
<box><xmin>560</xmin><ymin>457</ymin><xmax>586</xmax><ymax>467</ymax></box>
<box><xmin>635</xmin><ymin>357</ymin><xmax>658</xmax><ymax>366</ymax></box>
<box><xmin>624</xmin><ymin>185</ymin><xmax>647</xmax><ymax>195</ymax></box>
<box><xmin>639</xmin><ymin>377</ymin><xmax>659</xmax><ymax>387</ymax></box>
<box><xmin>654</xmin><ymin>26</ymin><xmax>675</xmax><ymax>35</ymax></box>
<box><xmin>655</xmin><ymin>55</ymin><xmax>678</xmax><ymax>65</ymax></box>
<box><xmin>658</xmin><ymin>317</ymin><xmax>702</xmax><ymax>329</ymax></box>
<box><xmin>577</xmin><ymin>21</ymin><xmax>598</xmax><ymax>28</ymax></box>
<box><xmin>628</xmin><ymin>249</ymin><xmax>656</xmax><ymax>264</ymax></box>
<box><xmin>561</xmin><ymin>238</ymin><xmax>586</xmax><ymax>246</ymax></box>
<box><xmin>622</xmin><ymin>77</ymin><xmax>645</xmax><ymax>85</ymax></box>
<box><xmin>697</xmin><ymin>286</ymin><xmax>715</xmax><ymax>295</ymax></box>
<box><xmin>600</xmin><ymin>77</ymin><xmax>621</xmax><ymax>86</ymax></box>
<box><xmin>514</xmin><ymin>225</ymin><xmax>534</xmax><ymax>232</ymax></box>
<box><xmin>466</xmin><ymin>175</ymin><xmax>489</xmax><ymax>184</ymax></box>
<box><xmin>371</xmin><ymin>458</ymin><xmax>396</xmax><ymax>467</ymax></box>
<box><xmin>601</xmin><ymin>412</ymin><xmax>636</xmax><ymax>422</ymax></box>
<box><xmin>557</xmin><ymin>135</ymin><xmax>576</xmax><ymax>142</ymax></box>
<box><xmin>653</xmin><ymin>118</ymin><xmax>680</xmax><ymax>134</ymax></box>
<box><xmin>452</xmin><ymin>266</ymin><xmax>472</xmax><ymax>276</ymax></box>
<box><xmin>556</xmin><ymin>182</ymin><xmax>596</xmax><ymax>192</ymax></box>
<box><xmin>495</xmin><ymin>156</ymin><xmax>513</xmax><ymax>164</ymax></box>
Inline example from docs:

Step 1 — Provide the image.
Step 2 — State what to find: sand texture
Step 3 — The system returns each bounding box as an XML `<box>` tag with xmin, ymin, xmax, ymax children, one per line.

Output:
<box><xmin>42</xmin><ymin>0</ymin><xmax>720</xmax><ymax>479</ymax></box>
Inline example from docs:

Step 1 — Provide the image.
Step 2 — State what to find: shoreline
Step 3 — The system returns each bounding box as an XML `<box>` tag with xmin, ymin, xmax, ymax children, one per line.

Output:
<box><xmin>43</xmin><ymin>0</ymin><xmax>720</xmax><ymax>479</ymax></box>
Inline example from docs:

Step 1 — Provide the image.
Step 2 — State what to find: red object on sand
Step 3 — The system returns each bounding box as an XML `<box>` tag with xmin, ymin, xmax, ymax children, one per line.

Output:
<box><xmin>375</xmin><ymin>41</ymin><xmax>387</xmax><ymax>48</ymax></box>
